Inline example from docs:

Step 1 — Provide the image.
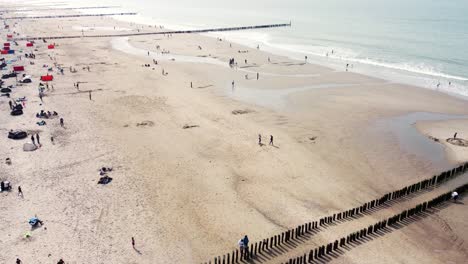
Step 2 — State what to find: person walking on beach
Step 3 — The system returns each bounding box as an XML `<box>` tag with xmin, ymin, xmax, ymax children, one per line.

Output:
<box><xmin>258</xmin><ymin>134</ymin><xmax>262</xmax><ymax>145</ymax></box>
<box><xmin>60</xmin><ymin>118</ymin><xmax>64</xmax><ymax>127</ymax></box>
<box><xmin>305</xmin><ymin>55</ymin><xmax>308</xmax><ymax>62</ymax></box>
<box><xmin>454</xmin><ymin>132</ymin><xmax>458</xmax><ymax>139</ymax></box>
<box><xmin>51</xmin><ymin>136</ymin><xmax>54</xmax><ymax>144</ymax></box>
<box><xmin>36</xmin><ymin>134</ymin><xmax>40</xmax><ymax>146</ymax></box>
<box><xmin>132</xmin><ymin>237</ymin><xmax>135</xmax><ymax>248</ymax></box>
<box><xmin>232</xmin><ymin>80</ymin><xmax>235</xmax><ymax>89</ymax></box>
<box><xmin>9</xmin><ymin>100</ymin><xmax>13</xmax><ymax>110</ymax></box>
<box><xmin>18</xmin><ymin>186</ymin><xmax>23</xmax><ymax>197</ymax></box>
<box><xmin>89</xmin><ymin>91</ymin><xmax>92</xmax><ymax>100</ymax></box>
<box><xmin>269</xmin><ymin>135</ymin><xmax>274</xmax><ymax>146</ymax></box>
<box><xmin>243</xmin><ymin>235</ymin><xmax>250</xmax><ymax>257</ymax></box>
<box><xmin>256</xmin><ymin>72</ymin><xmax>259</xmax><ymax>80</ymax></box>
<box><xmin>31</xmin><ymin>135</ymin><xmax>35</xmax><ymax>145</ymax></box>
<box><xmin>190</xmin><ymin>82</ymin><xmax>193</xmax><ymax>88</ymax></box>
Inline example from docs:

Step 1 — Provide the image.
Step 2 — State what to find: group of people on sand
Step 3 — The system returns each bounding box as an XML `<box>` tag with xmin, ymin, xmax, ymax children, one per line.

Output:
<box><xmin>36</xmin><ymin>109</ymin><xmax>58</xmax><ymax>119</ymax></box>
<box><xmin>228</xmin><ymin>58</ymin><xmax>237</xmax><ymax>68</ymax></box>
<box><xmin>238</xmin><ymin>235</ymin><xmax>250</xmax><ymax>255</ymax></box>
<box><xmin>24</xmin><ymin>53</ymin><xmax>36</xmax><ymax>59</ymax></box>
<box><xmin>258</xmin><ymin>134</ymin><xmax>274</xmax><ymax>146</ymax></box>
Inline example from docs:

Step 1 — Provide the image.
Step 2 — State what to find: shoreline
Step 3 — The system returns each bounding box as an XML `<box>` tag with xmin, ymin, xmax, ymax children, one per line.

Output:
<box><xmin>1</xmin><ymin>4</ymin><xmax>468</xmax><ymax>264</ymax></box>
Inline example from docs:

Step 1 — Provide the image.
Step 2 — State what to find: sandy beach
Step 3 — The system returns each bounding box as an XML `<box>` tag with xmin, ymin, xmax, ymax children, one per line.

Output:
<box><xmin>1</xmin><ymin>5</ymin><xmax>468</xmax><ymax>264</ymax></box>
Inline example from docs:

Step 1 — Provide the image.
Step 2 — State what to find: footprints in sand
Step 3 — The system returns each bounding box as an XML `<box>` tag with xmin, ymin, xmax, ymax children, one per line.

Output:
<box><xmin>136</xmin><ymin>121</ymin><xmax>155</xmax><ymax>127</ymax></box>
<box><xmin>447</xmin><ymin>138</ymin><xmax>468</xmax><ymax>147</ymax></box>
<box><xmin>182</xmin><ymin>124</ymin><xmax>199</xmax><ymax>129</ymax></box>
<box><xmin>427</xmin><ymin>136</ymin><xmax>468</xmax><ymax>147</ymax></box>
<box><xmin>123</xmin><ymin>121</ymin><xmax>155</xmax><ymax>128</ymax></box>
<box><xmin>231</xmin><ymin>109</ymin><xmax>254</xmax><ymax>115</ymax></box>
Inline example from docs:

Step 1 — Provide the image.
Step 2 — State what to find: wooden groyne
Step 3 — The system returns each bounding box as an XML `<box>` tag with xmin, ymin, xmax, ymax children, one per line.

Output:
<box><xmin>2</xmin><ymin>12</ymin><xmax>137</xmax><ymax>20</ymax></box>
<box><xmin>202</xmin><ymin>163</ymin><xmax>468</xmax><ymax>264</ymax></box>
<box><xmin>0</xmin><ymin>6</ymin><xmax>120</xmax><ymax>13</ymax></box>
<box><xmin>283</xmin><ymin>183</ymin><xmax>468</xmax><ymax>264</ymax></box>
<box><xmin>12</xmin><ymin>23</ymin><xmax>291</xmax><ymax>41</ymax></box>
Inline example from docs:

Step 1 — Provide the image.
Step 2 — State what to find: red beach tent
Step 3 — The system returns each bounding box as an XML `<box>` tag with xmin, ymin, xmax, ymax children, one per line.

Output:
<box><xmin>4</xmin><ymin>43</ymin><xmax>10</xmax><ymax>47</ymax></box>
<box><xmin>7</xmin><ymin>34</ymin><xmax>13</xmax><ymax>38</ymax></box>
<box><xmin>40</xmin><ymin>75</ymin><xmax>53</xmax><ymax>81</ymax></box>
<box><xmin>1</xmin><ymin>50</ymin><xmax>8</xmax><ymax>55</ymax></box>
<box><xmin>26</xmin><ymin>42</ymin><xmax>33</xmax><ymax>47</ymax></box>
<box><xmin>3</xmin><ymin>47</ymin><xmax>10</xmax><ymax>51</ymax></box>
<box><xmin>13</xmin><ymin>66</ymin><xmax>25</xmax><ymax>72</ymax></box>
<box><xmin>47</xmin><ymin>44</ymin><xmax>55</xmax><ymax>49</ymax></box>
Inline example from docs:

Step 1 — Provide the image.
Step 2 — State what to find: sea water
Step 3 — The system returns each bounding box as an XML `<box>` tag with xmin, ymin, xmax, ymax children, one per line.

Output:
<box><xmin>11</xmin><ymin>0</ymin><xmax>468</xmax><ymax>97</ymax></box>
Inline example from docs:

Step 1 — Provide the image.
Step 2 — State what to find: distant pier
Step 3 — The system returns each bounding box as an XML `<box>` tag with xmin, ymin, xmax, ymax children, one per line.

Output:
<box><xmin>0</xmin><ymin>6</ymin><xmax>120</xmax><ymax>13</ymax></box>
<box><xmin>12</xmin><ymin>23</ymin><xmax>292</xmax><ymax>41</ymax></box>
<box><xmin>3</xmin><ymin>12</ymin><xmax>137</xmax><ymax>20</ymax></box>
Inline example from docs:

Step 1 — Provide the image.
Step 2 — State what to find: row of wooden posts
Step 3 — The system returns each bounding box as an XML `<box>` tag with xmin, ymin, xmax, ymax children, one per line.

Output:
<box><xmin>0</xmin><ymin>6</ymin><xmax>119</xmax><ymax>13</ymax></box>
<box><xmin>283</xmin><ymin>183</ymin><xmax>468</xmax><ymax>264</ymax></box>
<box><xmin>12</xmin><ymin>23</ymin><xmax>292</xmax><ymax>41</ymax></box>
<box><xmin>3</xmin><ymin>12</ymin><xmax>137</xmax><ymax>20</ymax></box>
<box><xmin>203</xmin><ymin>162</ymin><xmax>468</xmax><ymax>264</ymax></box>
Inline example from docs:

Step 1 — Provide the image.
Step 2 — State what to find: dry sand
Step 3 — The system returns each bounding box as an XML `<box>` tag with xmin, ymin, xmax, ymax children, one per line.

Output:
<box><xmin>1</xmin><ymin>7</ymin><xmax>468</xmax><ymax>264</ymax></box>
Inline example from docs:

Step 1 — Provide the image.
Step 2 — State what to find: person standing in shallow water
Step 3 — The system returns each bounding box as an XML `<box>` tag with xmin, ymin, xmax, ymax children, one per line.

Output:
<box><xmin>269</xmin><ymin>135</ymin><xmax>274</xmax><ymax>146</ymax></box>
<box><xmin>258</xmin><ymin>134</ymin><xmax>262</xmax><ymax>145</ymax></box>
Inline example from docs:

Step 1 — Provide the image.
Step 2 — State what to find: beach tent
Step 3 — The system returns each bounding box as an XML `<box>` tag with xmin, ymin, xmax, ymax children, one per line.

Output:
<box><xmin>40</xmin><ymin>75</ymin><xmax>53</xmax><ymax>81</ymax></box>
<box><xmin>3</xmin><ymin>46</ymin><xmax>10</xmax><ymax>51</ymax></box>
<box><xmin>4</xmin><ymin>43</ymin><xmax>10</xmax><ymax>47</ymax></box>
<box><xmin>7</xmin><ymin>34</ymin><xmax>13</xmax><ymax>38</ymax></box>
<box><xmin>47</xmin><ymin>44</ymin><xmax>55</xmax><ymax>49</ymax></box>
<box><xmin>8</xmin><ymin>130</ymin><xmax>27</xmax><ymax>140</ymax></box>
<box><xmin>8</xmin><ymin>50</ymin><xmax>15</xmax><ymax>54</ymax></box>
<box><xmin>13</xmin><ymin>66</ymin><xmax>25</xmax><ymax>72</ymax></box>
<box><xmin>1</xmin><ymin>50</ymin><xmax>7</xmax><ymax>54</ymax></box>
<box><xmin>23</xmin><ymin>142</ymin><xmax>37</xmax><ymax>152</ymax></box>
<box><xmin>10</xmin><ymin>109</ymin><xmax>23</xmax><ymax>116</ymax></box>
<box><xmin>26</xmin><ymin>42</ymin><xmax>33</xmax><ymax>47</ymax></box>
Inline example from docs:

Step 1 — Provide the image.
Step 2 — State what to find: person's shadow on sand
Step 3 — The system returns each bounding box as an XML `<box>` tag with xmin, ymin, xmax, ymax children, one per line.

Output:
<box><xmin>133</xmin><ymin>247</ymin><xmax>142</xmax><ymax>255</ymax></box>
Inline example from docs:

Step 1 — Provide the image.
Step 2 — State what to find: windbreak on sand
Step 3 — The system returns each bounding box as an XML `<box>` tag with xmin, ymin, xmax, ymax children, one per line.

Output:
<box><xmin>40</xmin><ymin>75</ymin><xmax>53</xmax><ymax>81</ymax></box>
